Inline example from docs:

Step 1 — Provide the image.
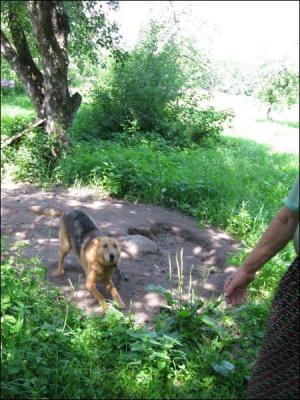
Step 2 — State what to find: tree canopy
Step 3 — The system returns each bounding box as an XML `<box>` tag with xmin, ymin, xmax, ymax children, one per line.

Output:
<box><xmin>1</xmin><ymin>0</ymin><xmax>124</xmax><ymax>157</ymax></box>
<box><xmin>257</xmin><ymin>59</ymin><xmax>299</xmax><ymax>120</ymax></box>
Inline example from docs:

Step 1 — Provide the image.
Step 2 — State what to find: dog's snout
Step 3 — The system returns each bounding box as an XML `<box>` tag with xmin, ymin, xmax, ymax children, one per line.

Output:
<box><xmin>109</xmin><ymin>253</ymin><xmax>115</xmax><ymax>262</ymax></box>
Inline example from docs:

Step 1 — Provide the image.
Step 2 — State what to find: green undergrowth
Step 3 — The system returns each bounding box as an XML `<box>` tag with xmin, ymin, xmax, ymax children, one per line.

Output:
<box><xmin>1</xmin><ymin>239</ymin><xmax>270</xmax><ymax>399</ymax></box>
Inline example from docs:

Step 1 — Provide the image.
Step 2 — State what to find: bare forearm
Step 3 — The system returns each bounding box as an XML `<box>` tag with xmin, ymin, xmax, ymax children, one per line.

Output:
<box><xmin>241</xmin><ymin>206</ymin><xmax>298</xmax><ymax>274</ymax></box>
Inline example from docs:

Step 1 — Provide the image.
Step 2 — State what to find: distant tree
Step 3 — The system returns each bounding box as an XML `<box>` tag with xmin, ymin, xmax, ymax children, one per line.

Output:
<box><xmin>1</xmin><ymin>1</ymin><xmax>123</xmax><ymax>159</ymax></box>
<box><xmin>214</xmin><ymin>60</ymin><xmax>259</xmax><ymax>96</ymax></box>
<box><xmin>257</xmin><ymin>60</ymin><xmax>299</xmax><ymax>120</ymax></box>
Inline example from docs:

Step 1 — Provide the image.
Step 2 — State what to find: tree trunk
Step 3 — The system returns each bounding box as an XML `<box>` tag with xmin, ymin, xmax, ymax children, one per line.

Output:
<box><xmin>1</xmin><ymin>1</ymin><xmax>82</xmax><ymax>159</ymax></box>
<box><xmin>267</xmin><ymin>104</ymin><xmax>273</xmax><ymax>121</ymax></box>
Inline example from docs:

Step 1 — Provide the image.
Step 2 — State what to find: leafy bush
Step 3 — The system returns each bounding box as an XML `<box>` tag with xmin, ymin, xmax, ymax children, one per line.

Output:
<box><xmin>91</xmin><ymin>23</ymin><xmax>186</xmax><ymax>135</ymax></box>
<box><xmin>166</xmin><ymin>95</ymin><xmax>235</xmax><ymax>145</ymax></box>
<box><xmin>88</xmin><ymin>22</ymin><xmax>233</xmax><ymax>145</ymax></box>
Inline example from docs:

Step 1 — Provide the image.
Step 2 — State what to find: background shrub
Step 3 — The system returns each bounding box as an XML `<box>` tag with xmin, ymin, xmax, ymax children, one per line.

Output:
<box><xmin>88</xmin><ymin>22</ymin><xmax>233</xmax><ymax>145</ymax></box>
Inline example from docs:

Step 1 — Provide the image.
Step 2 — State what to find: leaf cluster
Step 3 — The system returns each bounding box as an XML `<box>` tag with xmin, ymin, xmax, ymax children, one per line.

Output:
<box><xmin>58</xmin><ymin>1</ymin><xmax>126</xmax><ymax>69</ymax></box>
<box><xmin>1</xmin><ymin>1</ymin><xmax>126</xmax><ymax>74</ymax></box>
<box><xmin>257</xmin><ymin>59</ymin><xmax>299</xmax><ymax>108</ymax></box>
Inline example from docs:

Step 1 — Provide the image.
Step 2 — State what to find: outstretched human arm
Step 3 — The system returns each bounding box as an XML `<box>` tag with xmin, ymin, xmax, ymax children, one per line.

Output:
<box><xmin>224</xmin><ymin>205</ymin><xmax>299</xmax><ymax>306</ymax></box>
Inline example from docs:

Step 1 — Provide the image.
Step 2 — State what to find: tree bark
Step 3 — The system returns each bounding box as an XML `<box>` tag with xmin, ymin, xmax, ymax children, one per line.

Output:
<box><xmin>267</xmin><ymin>104</ymin><xmax>273</xmax><ymax>120</ymax></box>
<box><xmin>1</xmin><ymin>1</ymin><xmax>82</xmax><ymax>158</ymax></box>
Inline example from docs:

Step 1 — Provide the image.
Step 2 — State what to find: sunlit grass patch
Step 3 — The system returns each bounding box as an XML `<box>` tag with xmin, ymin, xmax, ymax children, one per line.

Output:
<box><xmin>1</xmin><ymin>94</ymin><xmax>35</xmax><ymax>118</ymax></box>
<box><xmin>256</xmin><ymin>118</ymin><xmax>299</xmax><ymax>129</ymax></box>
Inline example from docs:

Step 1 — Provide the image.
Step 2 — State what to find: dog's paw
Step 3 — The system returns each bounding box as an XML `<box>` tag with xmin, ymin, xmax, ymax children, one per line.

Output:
<box><xmin>99</xmin><ymin>304</ymin><xmax>108</xmax><ymax>314</ymax></box>
<box><xmin>119</xmin><ymin>300</ymin><xmax>126</xmax><ymax>309</ymax></box>
<box><xmin>57</xmin><ymin>268</ymin><xmax>65</xmax><ymax>276</ymax></box>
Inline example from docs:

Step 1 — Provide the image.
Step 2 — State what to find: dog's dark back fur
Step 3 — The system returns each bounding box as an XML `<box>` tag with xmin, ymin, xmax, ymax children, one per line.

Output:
<box><xmin>62</xmin><ymin>210</ymin><xmax>99</xmax><ymax>256</ymax></box>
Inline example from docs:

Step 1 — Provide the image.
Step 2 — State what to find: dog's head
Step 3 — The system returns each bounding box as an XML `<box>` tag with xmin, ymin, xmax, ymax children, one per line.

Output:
<box><xmin>94</xmin><ymin>237</ymin><xmax>121</xmax><ymax>266</ymax></box>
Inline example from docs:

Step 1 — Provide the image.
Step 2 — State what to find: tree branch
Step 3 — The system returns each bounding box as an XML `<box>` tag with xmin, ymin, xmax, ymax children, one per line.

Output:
<box><xmin>182</xmin><ymin>53</ymin><xmax>214</xmax><ymax>86</ymax></box>
<box><xmin>1</xmin><ymin>118</ymin><xmax>46</xmax><ymax>149</ymax></box>
<box><xmin>1</xmin><ymin>27</ymin><xmax>45</xmax><ymax>116</ymax></box>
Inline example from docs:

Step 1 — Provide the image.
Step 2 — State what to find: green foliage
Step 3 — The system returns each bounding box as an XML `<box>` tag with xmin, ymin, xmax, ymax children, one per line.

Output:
<box><xmin>1</xmin><ymin>122</ymin><xmax>57</xmax><ymax>182</ymax></box>
<box><xmin>1</xmin><ymin>94</ymin><xmax>66</xmax><ymax>182</ymax></box>
<box><xmin>1</xmin><ymin>238</ymin><xmax>86</xmax><ymax>399</ymax></box>
<box><xmin>0</xmin><ymin>93</ymin><xmax>34</xmax><ymax>117</ymax></box>
<box><xmin>147</xmin><ymin>248</ymin><xmax>226</xmax><ymax>342</ymax></box>
<box><xmin>52</xmin><ymin>134</ymin><xmax>298</xmax><ymax>235</ymax></box>
<box><xmin>2</xmin><ymin>238</ymin><xmax>269</xmax><ymax>399</ymax></box>
<box><xmin>257</xmin><ymin>59</ymin><xmax>299</xmax><ymax>119</ymax></box>
<box><xmin>169</xmin><ymin>101</ymin><xmax>235</xmax><ymax>145</ymax></box>
<box><xmin>58</xmin><ymin>1</ymin><xmax>126</xmax><ymax>69</ymax></box>
<box><xmin>1</xmin><ymin>1</ymin><xmax>125</xmax><ymax>71</ymax></box>
<box><xmin>90</xmin><ymin>22</ymin><xmax>186</xmax><ymax>135</ymax></box>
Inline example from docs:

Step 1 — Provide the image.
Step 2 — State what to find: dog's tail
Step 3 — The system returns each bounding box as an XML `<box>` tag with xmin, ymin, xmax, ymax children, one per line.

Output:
<box><xmin>27</xmin><ymin>206</ymin><xmax>64</xmax><ymax>217</ymax></box>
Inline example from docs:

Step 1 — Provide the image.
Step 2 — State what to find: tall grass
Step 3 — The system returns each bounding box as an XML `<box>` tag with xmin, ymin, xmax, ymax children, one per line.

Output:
<box><xmin>53</xmin><ymin>134</ymin><xmax>298</xmax><ymax>230</ymax></box>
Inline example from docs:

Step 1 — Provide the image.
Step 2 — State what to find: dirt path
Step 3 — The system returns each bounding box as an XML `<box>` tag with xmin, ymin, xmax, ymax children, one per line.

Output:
<box><xmin>1</xmin><ymin>182</ymin><xmax>240</xmax><ymax>324</ymax></box>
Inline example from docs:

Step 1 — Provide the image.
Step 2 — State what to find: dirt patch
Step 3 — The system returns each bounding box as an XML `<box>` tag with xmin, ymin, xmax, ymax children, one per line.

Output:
<box><xmin>1</xmin><ymin>182</ymin><xmax>240</xmax><ymax>324</ymax></box>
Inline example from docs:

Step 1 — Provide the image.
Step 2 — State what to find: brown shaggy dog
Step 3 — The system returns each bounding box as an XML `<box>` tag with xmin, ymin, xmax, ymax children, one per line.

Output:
<box><xmin>28</xmin><ymin>206</ymin><xmax>125</xmax><ymax>314</ymax></box>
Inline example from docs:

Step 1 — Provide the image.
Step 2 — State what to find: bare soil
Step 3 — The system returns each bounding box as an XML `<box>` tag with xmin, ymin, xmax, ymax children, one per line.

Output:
<box><xmin>1</xmin><ymin>182</ymin><xmax>240</xmax><ymax>324</ymax></box>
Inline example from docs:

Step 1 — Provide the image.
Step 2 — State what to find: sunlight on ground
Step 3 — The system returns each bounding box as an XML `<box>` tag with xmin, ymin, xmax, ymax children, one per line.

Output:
<box><xmin>212</xmin><ymin>94</ymin><xmax>299</xmax><ymax>154</ymax></box>
<box><xmin>1</xmin><ymin>104</ymin><xmax>35</xmax><ymax>118</ymax></box>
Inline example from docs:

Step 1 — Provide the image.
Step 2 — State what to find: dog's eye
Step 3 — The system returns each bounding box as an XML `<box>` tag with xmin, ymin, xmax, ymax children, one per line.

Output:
<box><xmin>113</xmin><ymin>243</ymin><xmax>118</xmax><ymax>249</ymax></box>
<box><xmin>103</xmin><ymin>243</ymin><xmax>108</xmax><ymax>249</ymax></box>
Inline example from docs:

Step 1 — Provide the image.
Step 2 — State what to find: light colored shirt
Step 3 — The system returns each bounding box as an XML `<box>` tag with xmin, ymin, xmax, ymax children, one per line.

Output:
<box><xmin>285</xmin><ymin>174</ymin><xmax>299</xmax><ymax>255</ymax></box>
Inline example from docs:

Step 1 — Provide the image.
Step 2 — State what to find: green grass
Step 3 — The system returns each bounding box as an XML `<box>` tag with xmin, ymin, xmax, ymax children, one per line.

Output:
<box><xmin>1</xmin><ymin>93</ymin><xmax>35</xmax><ymax>119</ymax></box>
<box><xmin>1</xmin><ymin>93</ymin><xmax>299</xmax><ymax>399</ymax></box>
<box><xmin>256</xmin><ymin>118</ymin><xmax>299</xmax><ymax>129</ymax></box>
<box><xmin>1</xmin><ymin>239</ymin><xmax>268</xmax><ymax>399</ymax></box>
<box><xmin>53</xmin><ymin>134</ymin><xmax>297</xmax><ymax>228</ymax></box>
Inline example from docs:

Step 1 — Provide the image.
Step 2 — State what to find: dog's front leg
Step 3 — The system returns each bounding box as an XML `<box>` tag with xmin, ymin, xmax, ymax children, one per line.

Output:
<box><xmin>86</xmin><ymin>273</ymin><xmax>108</xmax><ymax>314</ymax></box>
<box><xmin>105</xmin><ymin>279</ymin><xmax>126</xmax><ymax>309</ymax></box>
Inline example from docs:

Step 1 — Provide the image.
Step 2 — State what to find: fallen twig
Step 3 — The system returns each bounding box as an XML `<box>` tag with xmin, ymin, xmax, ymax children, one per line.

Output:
<box><xmin>1</xmin><ymin>118</ymin><xmax>46</xmax><ymax>149</ymax></box>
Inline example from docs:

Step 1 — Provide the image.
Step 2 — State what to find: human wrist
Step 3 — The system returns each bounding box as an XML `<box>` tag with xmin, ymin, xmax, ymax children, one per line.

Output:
<box><xmin>240</xmin><ymin>263</ymin><xmax>260</xmax><ymax>275</ymax></box>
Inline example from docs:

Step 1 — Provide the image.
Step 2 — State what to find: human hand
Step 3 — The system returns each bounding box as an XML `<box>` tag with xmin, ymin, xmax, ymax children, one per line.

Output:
<box><xmin>224</xmin><ymin>267</ymin><xmax>255</xmax><ymax>306</ymax></box>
